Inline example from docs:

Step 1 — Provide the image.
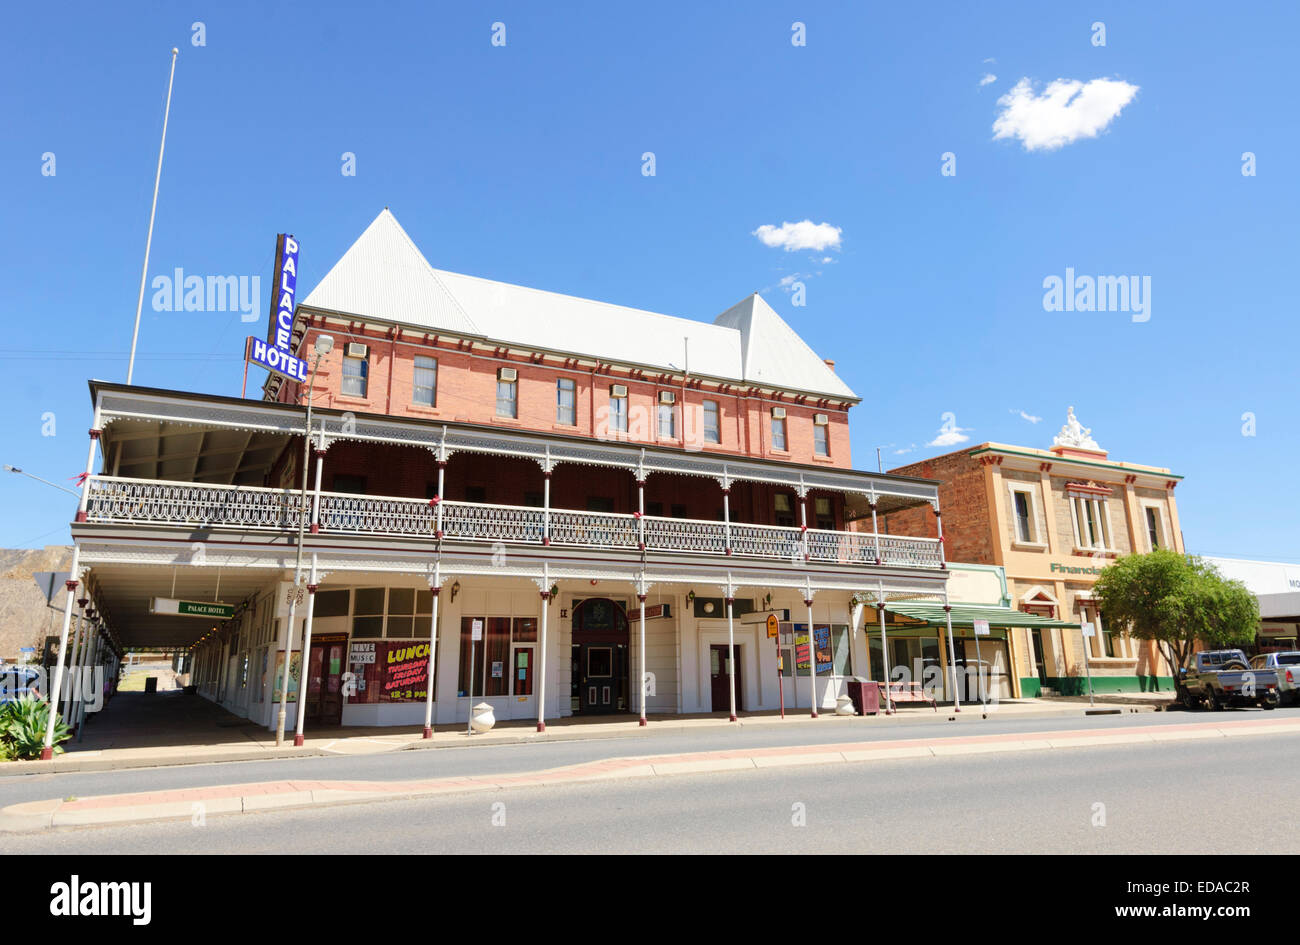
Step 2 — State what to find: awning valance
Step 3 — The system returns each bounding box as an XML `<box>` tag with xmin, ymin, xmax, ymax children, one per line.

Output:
<box><xmin>885</xmin><ymin>603</ymin><xmax>1080</xmax><ymax>630</ymax></box>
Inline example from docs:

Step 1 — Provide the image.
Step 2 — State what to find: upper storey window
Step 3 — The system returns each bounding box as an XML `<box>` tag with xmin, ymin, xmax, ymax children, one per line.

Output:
<box><xmin>496</xmin><ymin>367</ymin><xmax>518</xmax><ymax>418</ymax></box>
<box><xmin>657</xmin><ymin>391</ymin><xmax>676</xmax><ymax>439</ymax></box>
<box><xmin>557</xmin><ymin>378</ymin><xmax>576</xmax><ymax>425</ymax></box>
<box><xmin>413</xmin><ymin>356</ymin><xmax>437</xmax><ymax>407</ymax></box>
<box><xmin>342</xmin><ymin>346</ymin><xmax>368</xmax><ymax>398</ymax></box>
<box><xmin>813</xmin><ymin>413</ymin><xmax>830</xmax><ymax>457</ymax></box>
<box><xmin>703</xmin><ymin>400</ymin><xmax>720</xmax><ymax>444</ymax></box>
<box><xmin>771</xmin><ymin>407</ymin><xmax>787</xmax><ymax>451</ymax></box>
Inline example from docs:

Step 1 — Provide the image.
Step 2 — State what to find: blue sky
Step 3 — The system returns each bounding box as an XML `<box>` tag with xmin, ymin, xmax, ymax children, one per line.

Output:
<box><xmin>1</xmin><ymin>1</ymin><xmax>1297</xmax><ymax>560</ymax></box>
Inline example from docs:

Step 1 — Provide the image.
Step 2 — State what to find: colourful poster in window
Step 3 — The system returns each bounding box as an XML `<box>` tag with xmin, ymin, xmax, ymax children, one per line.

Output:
<box><xmin>793</xmin><ymin>625</ymin><xmax>833</xmax><ymax>673</ymax></box>
<box><xmin>380</xmin><ymin>641</ymin><xmax>430</xmax><ymax>702</ymax></box>
<box><xmin>272</xmin><ymin>651</ymin><xmax>301</xmax><ymax>703</ymax></box>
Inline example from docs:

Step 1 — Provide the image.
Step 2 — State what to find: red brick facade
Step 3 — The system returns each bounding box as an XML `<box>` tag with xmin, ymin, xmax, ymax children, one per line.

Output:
<box><xmin>275</xmin><ymin>322</ymin><xmax>853</xmax><ymax>469</ymax></box>
<box><xmin>883</xmin><ymin>449</ymin><xmax>996</xmax><ymax>564</ymax></box>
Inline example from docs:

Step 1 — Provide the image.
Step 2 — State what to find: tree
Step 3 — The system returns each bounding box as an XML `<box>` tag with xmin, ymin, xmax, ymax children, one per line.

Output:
<box><xmin>1092</xmin><ymin>549</ymin><xmax>1258</xmax><ymax>694</ymax></box>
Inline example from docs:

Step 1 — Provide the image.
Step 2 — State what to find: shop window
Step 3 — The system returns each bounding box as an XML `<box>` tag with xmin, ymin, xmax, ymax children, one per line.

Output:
<box><xmin>557</xmin><ymin>378</ymin><xmax>576</xmax><ymax>425</ymax></box>
<box><xmin>352</xmin><ymin>587</ymin><xmax>385</xmax><ymax>638</ymax></box>
<box><xmin>413</xmin><ymin>356</ymin><xmax>438</xmax><ymax>407</ymax></box>
<box><xmin>458</xmin><ymin>616</ymin><xmax>537</xmax><ymax>697</ymax></box>
<box><xmin>314</xmin><ymin>589</ymin><xmax>350</xmax><ymax>618</ymax></box>
<box><xmin>387</xmin><ymin>587</ymin><xmax>415</xmax><ymax>638</ymax></box>
<box><xmin>703</xmin><ymin>400</ymin><xmax>720</xmax><ymax>443</ymax></box>
<box><xmin>342</xmin><ymin>354</ymin><xmax>368</xmax><ymax>397</ymax></box>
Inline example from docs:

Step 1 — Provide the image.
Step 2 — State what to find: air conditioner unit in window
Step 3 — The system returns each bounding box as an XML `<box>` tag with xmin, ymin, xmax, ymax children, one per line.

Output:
<box><xmin>610</xmin><ymin>384</ymin><xmax>628</xmax><ymax>398</ymax></box>
<box><xmin>345</xmin><ymin>342</ymin><xmax>369</xmax><ymax>359</ymax></box>
<box><xmin>814</xmin><ymin>413</ymin><xmax>829</xmax><ymax>425</ymax></box>
<box><xmin>658</xmin><ymin>391</ymin><xmax>675</xmax><ymax>404</ymax></box>
<box><xmin>498</xmin><ymin>367</ymin><xmax>518</xmax><ymax>382</ymax></box>
<box><xmin>771</xmin><ymin>406</ymin><xmax>787</xmax><ymax>419</ymax></box>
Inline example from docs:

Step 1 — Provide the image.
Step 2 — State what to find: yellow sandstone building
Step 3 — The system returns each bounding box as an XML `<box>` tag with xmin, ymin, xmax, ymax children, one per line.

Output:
<box><xmin>885</xmin><ymin>409</ymin><xmax>1182</xmax><ymax>696</ymax></box>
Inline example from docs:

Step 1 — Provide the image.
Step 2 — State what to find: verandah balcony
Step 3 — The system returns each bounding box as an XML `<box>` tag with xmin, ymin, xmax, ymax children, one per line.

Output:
<box><xmin>81</xmin><ymin>475</ymin><xmax>944</xmax><ymax>570</ymax></box>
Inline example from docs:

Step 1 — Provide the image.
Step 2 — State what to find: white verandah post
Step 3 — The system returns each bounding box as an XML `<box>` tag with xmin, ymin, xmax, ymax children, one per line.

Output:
<box><xmin>805</xmin><ymin>594</ymin><xmax>818</xmax><ymax>718</ymax></box>
<box><xmin>537</xmin><ymin>564</ymin><xmax>550</xmax><ymax>732</ymax></box>
<box><xmin>42</xmin><ymin>546</ymin><xmax>81</xmax><ymax>759</ymax></box>
<box><xmin>423</xmin><ymin>563</ymin><xmax>442</xmax><ymax>739</ymax></box>
<box><xmin>293</xmin><ymin>554</ymin><xmax>319</xmax><ymax>746</ymax></box>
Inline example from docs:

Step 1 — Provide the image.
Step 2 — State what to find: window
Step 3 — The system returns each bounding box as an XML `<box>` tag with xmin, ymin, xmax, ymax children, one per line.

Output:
<box><xmin>1070</xmin><ymin>495</ymin><xmax>1111</xmax><ymax>550</ymax></box>
<box><xmin>609</xmin><ymin>388</ymin><xmax>628</xmax><ymax>433</ymax></box>
<box><xmin>658</xmin><ymin>401</ymin><xmax>675</xmax><ymax>438</ymax></box>
<box><xmin>496</xmin><ymin>377</ymin><xmax>517</xmax><ymax>418</ymax></box>
<box><xmin>814</xmin><ymin>496</ymin><xmax>833</xmax><ymax>530</ymax></box>
<box><xmin>412</xmin><ymin>356</ymin><xmax>437</xmax><ymax>407</ymax></box>
<box><xmin>458</xmin><ymin>616</ymin><xmax>535</xmax><ymax>697</ymax></box>
<box><xmin>703</xmin><ymin>400</ymin><xmax>720</xmax><ymax>443</ymax></box>
<box><xmin>332</xmin><ymin>474</ymin><xmax>367</xmax><ymax>494</ymax></box>
<box><xmin>342</xmin><ymin>354</ymin><xmax>368</xmax><ymax>397</ymax></box>
<box><xmin>1011</xmin><ymin>489</ymin><xmax>1036</xmax><ymax>543</ymax></box>
<box><xmin>557</xmin><ymin>378</ymin><xmax>576</xmax><ymax>425</ymax></box>
<box><xmin>774</xmin><ymin>493</ymin><xmax>795</xmax><ymax>527</ymax></box>
<box><xmin>771</xmin><ymin>410</ymin><xmax>787</xmax><ymax>451</ymax></box>
<box><xmin>352</xmin><ymin>588</ymin><xmax>385</xmax><ymax>639</ymax></box>
<box><xmin>813</xmin><ymin>417</ymin><xmax>829</xmax><ymax>456</ymax></box>
<box><xmin>1145</xmin><ymin>506</ymin><xmax>1163</xmax><ymax>550</ymax></box>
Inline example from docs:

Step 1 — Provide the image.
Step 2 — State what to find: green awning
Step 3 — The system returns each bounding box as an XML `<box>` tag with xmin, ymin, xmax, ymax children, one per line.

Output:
<box><xmin>884</xmin><ymin>603</ymin><xmax>1080</xmax><ymax>630</ymax></box>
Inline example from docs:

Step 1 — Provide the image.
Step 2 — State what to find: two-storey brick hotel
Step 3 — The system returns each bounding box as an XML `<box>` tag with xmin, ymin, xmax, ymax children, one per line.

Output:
<box><xmin>54</xmin><ymin>210</ymin><xmax>1007</xmax><ymax>741</ymax></box>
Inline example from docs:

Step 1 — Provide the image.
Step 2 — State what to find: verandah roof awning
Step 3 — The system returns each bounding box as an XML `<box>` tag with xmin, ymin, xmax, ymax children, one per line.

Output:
<box><xmin>884</xmin><ymin>603</ymin><xmax>1080</xmax><ymax>630</ymax></box>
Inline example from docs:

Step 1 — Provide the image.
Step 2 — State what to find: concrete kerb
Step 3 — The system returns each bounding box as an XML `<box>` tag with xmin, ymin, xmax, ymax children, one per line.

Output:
<box><xmin>0</xmin><ymin>702</ymin><xmax>1157</xmax><ymax>779</ymax></box>
<box><xmin>4</xmin><ymin>716</ymin><xmax>1298</xmax><ymax>833</ymax></box>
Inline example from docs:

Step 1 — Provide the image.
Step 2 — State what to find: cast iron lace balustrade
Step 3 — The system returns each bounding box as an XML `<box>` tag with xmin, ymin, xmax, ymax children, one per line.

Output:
<box><xmin>80</xmin><ymin>476</ymin><xmax>942</xmax><ymax>569</ymax></box>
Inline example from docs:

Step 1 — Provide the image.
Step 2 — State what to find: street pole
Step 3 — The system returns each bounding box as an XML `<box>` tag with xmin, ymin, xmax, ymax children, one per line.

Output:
<box><xmin>127</xmin><ymin>47</ymin><xmax>179</xmax><ymax>385</ymax></box>
<box><xmin>275</xmin><ymin>343</ymin><xmax>329</xmax><ymax>746</ymax></box>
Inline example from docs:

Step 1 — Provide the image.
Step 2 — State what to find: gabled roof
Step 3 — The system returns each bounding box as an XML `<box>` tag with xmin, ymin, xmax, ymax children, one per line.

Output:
<box><xmin>713</xmin><ymin>293</ymin><xmax>855</xmax><ymax>400</ymax></box>
<box><xmin>300</xmin><ymin>209</ymin><xmax>858</xmax><ymax>401</ymax></box>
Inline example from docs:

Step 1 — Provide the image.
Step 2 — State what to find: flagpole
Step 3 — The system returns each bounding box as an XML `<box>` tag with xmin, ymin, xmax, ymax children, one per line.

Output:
<box><xmin>126</xmin><ymin>47</ymin><xmax>179</xmax><ymax>386</ymax></box>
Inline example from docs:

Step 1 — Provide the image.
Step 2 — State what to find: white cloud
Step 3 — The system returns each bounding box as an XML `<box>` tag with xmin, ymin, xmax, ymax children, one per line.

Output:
<box><xmin>979</xmin><ymin>73</ymin><xmax>997</xmax><ymax>87</ymax></box>
<box><xmin>992</xmin><ymin>77</ymin><xmax>1139</xmax><ymax>151</ymax></box>
<box><xmin>1011</xmin><ymin>408</ymin><xmax>1042</xmax><ymax>424</ymax></box>
<box><xmin>983</xmin><ymin>57</ymin><xmax>997</xmax><ymax>64</ymax></box>
<box><xmin>752</xmin><ymin>220</ymin><xmax>843</xmax><ymax>253</ymax></box>
<box><xmin>893</xmin><ymin>443</ymin><xmax>917</xmax><ymax>455</ymax></box>
<box><xmin>927</xmin><ymin>426</ymin><xmax>971</xmax><ymax>447</ymax></box>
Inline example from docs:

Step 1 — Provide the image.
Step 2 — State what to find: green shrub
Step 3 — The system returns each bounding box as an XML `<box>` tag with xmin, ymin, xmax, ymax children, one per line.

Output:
<box><xmin>0</xmin><ymin>697</ymin><xmax>70</xmax><ymax>760</ymax></box>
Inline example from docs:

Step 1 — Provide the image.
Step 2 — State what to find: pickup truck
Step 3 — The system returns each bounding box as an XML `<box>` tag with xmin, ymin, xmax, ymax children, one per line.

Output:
<box><xmin>1180</xmin><ymin>649</ymin><xmax>1279</xmax><ymax>710</ymax></box>
<box><xmin>1249</xmin><ymin>651</ymin><xmax>1300</xmax><ymax>705</ymax></box>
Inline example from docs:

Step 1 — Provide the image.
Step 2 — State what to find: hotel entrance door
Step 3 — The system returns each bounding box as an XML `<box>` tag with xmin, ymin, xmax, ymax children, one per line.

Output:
<box><xmin>570</xmin><ymin>598</ymin><xmax>629</xmax><ymax>715</ymax></box>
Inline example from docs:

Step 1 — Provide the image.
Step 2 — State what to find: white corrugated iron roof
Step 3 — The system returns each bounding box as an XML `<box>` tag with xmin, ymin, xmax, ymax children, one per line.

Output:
<box><xmin>301</xmin><ymin>209</ymin><xmax>858</xmax><ymax>401</ymax></box>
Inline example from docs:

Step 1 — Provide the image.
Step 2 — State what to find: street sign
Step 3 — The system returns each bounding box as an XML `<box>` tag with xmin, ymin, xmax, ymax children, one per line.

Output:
<box><xmin>973</xmin><ymin>619</ymin><xmax>990</xmax><ymax>636</ymax></box>
<box><xmin>628</xmin><ymin>603</ymin><xmax>671</xmax><ymax>622</ymax></box>
<box><xmin>32</xmin><ymin>571</ymin><xmax>70</xmax><ymax>603</ymax></box>
<box><xmin>151</xmin><ymin>598</ymin><xmax>236</xmax><ymax>619</ymax></box>
<box><xmin>766</xmin><ymin>614</ymin><xmax>779</xmax><ymax>639</ymax></box>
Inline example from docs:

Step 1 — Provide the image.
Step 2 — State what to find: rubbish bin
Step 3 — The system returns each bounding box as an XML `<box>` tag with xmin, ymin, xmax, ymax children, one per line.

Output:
<box><xmin>846</xmin><ymin>677</ymin><xmax>880</xmax><ymax>716</ymax></box>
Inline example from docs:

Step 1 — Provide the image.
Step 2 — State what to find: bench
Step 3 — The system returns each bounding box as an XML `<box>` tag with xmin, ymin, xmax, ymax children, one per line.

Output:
<box><xmin>882</xmin><ymin>680</ymin><xmax>937</xmax><ymax>711</ymax></box>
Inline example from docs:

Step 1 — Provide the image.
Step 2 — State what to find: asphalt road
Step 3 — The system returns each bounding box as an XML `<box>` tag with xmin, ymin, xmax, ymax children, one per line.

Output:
<box><xmin>27</xmin><ymin>732</ymin><xmax>1300</xmax><ymax>854</ymax></box>
<box><xmin>5</xmin><ymin>704</ymin><xmax>1297</xmax><ymax>810</ymax></box>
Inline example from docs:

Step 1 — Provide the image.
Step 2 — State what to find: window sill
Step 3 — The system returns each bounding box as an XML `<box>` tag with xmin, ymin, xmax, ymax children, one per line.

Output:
<box><xmin>1011</xmin><ymin>540</ymin><xmax>1049</xmax><ymax>551</ymax></box>
<box><xmin>552</xmin><ymin>423</ymin><xmax>580</xmax><ymax>433</ymax></box>
<box><xmin>491</xmin><ymin>416</ymin><xmax>522</xmax><ymax>426</ymax></box>
<box><xmin>407</xmin><ymin>405</ymin><xmax>443</xmax><ymax>417</ymax></box>
<box><xmin>333</xmin><ymin>395</ymin><xmax>372</xmax><ymax>407</ymax></box>
<box><xmin>810</xmin><ymin>454</ymin><xmax>835</xmax><ymax>464</ymax></box>
<box><xmin>1072</xmin><ymin>548</ymin><xmax>1118</xmax><ymax>558</ymax></box>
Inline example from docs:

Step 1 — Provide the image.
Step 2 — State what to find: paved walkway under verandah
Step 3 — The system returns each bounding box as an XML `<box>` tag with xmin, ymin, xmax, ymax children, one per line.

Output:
<box><xmin>1</xmin><ymin>688</ymin><xmax>1166</xmax><ymax>776</ymax></box>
